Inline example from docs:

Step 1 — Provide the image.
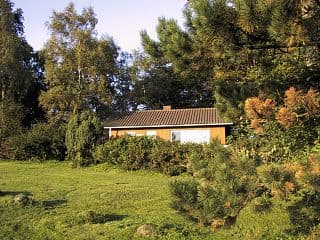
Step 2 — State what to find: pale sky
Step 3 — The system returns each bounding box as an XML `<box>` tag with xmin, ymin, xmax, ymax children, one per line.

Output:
<box><xmin>13</xmin><ymin>0</ymin><xmax>186</xmax><ymax>52</ymax></box>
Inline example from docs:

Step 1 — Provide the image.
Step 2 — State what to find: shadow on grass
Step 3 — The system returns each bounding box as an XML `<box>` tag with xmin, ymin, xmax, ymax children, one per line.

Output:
<box><xmin>42</xmin><ymin>199</ymin><xmax>67</xmax><ymax>209</ymax></box>
<box><xmin>91</xmin><ymin>213</ymin><xmax>128</xmax><ymax>224</ymax></box>
<box><xmin>286</xmin><ymin>191</ymin><xmax>320</xmax><ymax>236</ymax></box>
<box><xmin>0</xmin><ymin>191</ymin><xmax>32</xmax><ymax>197</ymax></box>
<box><xmin>78</xmin><ymin>211</ymin><xmax>128</xmax><ymax>224</ymax></box>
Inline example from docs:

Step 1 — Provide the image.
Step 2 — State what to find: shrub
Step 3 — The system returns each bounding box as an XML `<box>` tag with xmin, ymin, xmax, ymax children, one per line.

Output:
<box><xmin>170</xmin><ymin>141</ymin><xmax>259</xmax><ymax>227</ymax></box>
<box><xmin>149</xmin><ymin>141</ymin><xmax>191</xmax><ymax>175</ymax></box>
<box><xmin>93</xmin><ymin>137</ymin><xmax>196</xmax><ymax>175</ymax></box>
<box><xmin>170</xmin><ymin>178</ymin><xmax>199</xmax><ymax>212</ymax></box>
<box><xmin>259</xmin><ymin>163</ymin><xmax>297</xmax><ymax>198</ymax></box>
<box><xmin>287</xmin><ymin>153</ymin><xmax>320</xmax><ymax>235</ymax></box>
<box><xmin>66</xmin><ymin>111</ymin><xmax>102</xmax><ymax>167</ymax></box>
<box><xmin>93</xmin><ymin>137</ymin><xmax>127</xmax><ymax>165</ymax></box>
<box><xmin>118</xmin><ymin>137</ymin><xmax>154</xmax><ymax>170</ymax></box>
<box><xmin>252</xmin><ymin>193</ymin><xmax>273</xmax><ymax>213</ymax></box>
<box><xmin>7</xmin><ymin>121</ymin><xmax>66</xmax><ymax>161</ymax></box>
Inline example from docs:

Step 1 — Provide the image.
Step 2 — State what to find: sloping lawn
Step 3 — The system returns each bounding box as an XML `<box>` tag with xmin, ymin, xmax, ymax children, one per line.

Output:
<box><xmin>0</xmin><ymin>160</ymin><xmax>314</xmax><ymax>239</ymax></box>
<box><xmin>0</xmin><ymin>161</ymin><xmax>208</xmax><ymax>240</ymax></box>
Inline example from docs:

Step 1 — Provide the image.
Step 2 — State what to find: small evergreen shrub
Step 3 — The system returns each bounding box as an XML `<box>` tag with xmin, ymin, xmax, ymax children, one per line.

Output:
<box><xmin>287</xmin><ymin>153</ymin><xmax>320</xmax><ymax>235</ymax></box>
<box><xmin>66</xmin><ymin>111</ymin><xmax>102</xmax><ymax>167</ymax></box>
<box><xmin>170</xmin><ymin>141</ymin><xmax>259</xmax><ymax>227</ymax></box>
<box><xmin>252</xmin><ymin>193</ymin><xmax>273</xmax><ymax>213</ymax></box>
<box><xmin>169</xmin><ymin>178</ymin><xmax>199</xmax><ymax>212</ymax></box>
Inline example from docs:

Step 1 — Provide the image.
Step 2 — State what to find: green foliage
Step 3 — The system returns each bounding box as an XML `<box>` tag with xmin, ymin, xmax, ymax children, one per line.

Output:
<box><xmin>6</xmin><ymin>121</ymin><xmax>66</xmax><ymax>161</ymax></box>
<box><xmin>93</xmin><ymin>137</ymin><xmax>126</xmax><ymax>166</ymax></box>
<box><xmin>41</xmin><ymin>3</ymin><xmax>120</xmax><ymax>120</ymax></box>
<box><xmin>251</xmin><ymin>193</ymin><xmax>273</xmax><ymax>213</ymax></box>
<box><xmin>2</xmin><ymin>161</ymin><xmax>320</xmax><ymax>239</ymax></box>
<box><xmin>0</xmin><ymin>0</ymin><xmax>34</xmax><ymax>103</ymax></box>
<box><xmin>170</xmin><ymin>178</ymin><xmax>199</xmax><ymax>211</ymax></box>
<box><xmin>0</xmin><ymin>99</ymin><xmax>23</xmax><ymax>144</ymax></box>
<box><xmin>149</xmin><ymin>140</ymin><xmax>192</xmax><ymax>175</ymax></box>
<box><xmin>132</xmin><ymin>17</ymin><xmax>213</xmax><ymax>109</ymax></box>
<box><xmin>288</xmin><ymin>190</ymin><xmax>320</xmax><ymax>235</ymax></box>
<box><xmin>66</xmin><ymin>111</ymin><xmax>102</xmax><ymax>167</ymax></box>
<box><xmin>286</xmin><ymin>153</ymin><xmax>320</xmax><ymax>234</ymax></box>
<box><xmin>116</xmin><ymin>136</ymin><xmax>154</xmax><ymax>171</ymax></box>
<box><xmin>0</xmin><ymin>0</ymin><xmax>44</xmax><ymax>128</ymax></box>
<box><xmin>93</xmin><ymin>137</ymin><xmax>193</xmax><ymax>175</ymax></box>
<box><xmin>170</xmin><ymin>141</ymin><xmax>259</xmax><ymax>227</ymax></box>
<box><xmin>136</xmin><ymin>0</ymin><xmax>320</xmax><ymax>119</ymax></box>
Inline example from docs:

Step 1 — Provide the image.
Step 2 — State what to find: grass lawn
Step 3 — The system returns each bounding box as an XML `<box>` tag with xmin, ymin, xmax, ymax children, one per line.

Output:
<box><xmin>0</xmin><ymin>160</ymin><xmax>315</xmax><ymax>239</ymax></box>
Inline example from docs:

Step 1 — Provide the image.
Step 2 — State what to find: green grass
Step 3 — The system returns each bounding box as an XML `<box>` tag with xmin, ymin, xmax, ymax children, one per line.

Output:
<box><xmin>0</xmin><ymin>160</ymin><xmax>317</xmax><ymax>239</ymax></box>
<box><xmin>0</xmin><ymin>161</ymin><xmax>208</xmax><ymax>240</ymax></box>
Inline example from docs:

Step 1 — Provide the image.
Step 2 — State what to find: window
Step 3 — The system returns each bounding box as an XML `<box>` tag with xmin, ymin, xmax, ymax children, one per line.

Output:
<box><xmin>125</xmin><ymin>131</ymin><xmax>136</xmax><ymax>136</ymax></box>
<box><xmin>146</xmin><ymin>130</ymin><xmax>157</xmax><ymax>139</ymax></box>
<box><xmin>171</xmin><ymin>130</ymin><xmax>210</xmax><ymax>144</ymax></box>
<box><xmin>171</xmin><ymin>131</ymin><xmax>182</xmax><ymax>143</ymax></box>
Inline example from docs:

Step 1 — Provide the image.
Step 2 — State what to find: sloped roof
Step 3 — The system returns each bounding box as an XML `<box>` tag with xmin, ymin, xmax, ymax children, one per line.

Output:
<box><xmin>104</xmin><ymin>108</ymin><xmax>232</xmax><ymax>129</ymax></box>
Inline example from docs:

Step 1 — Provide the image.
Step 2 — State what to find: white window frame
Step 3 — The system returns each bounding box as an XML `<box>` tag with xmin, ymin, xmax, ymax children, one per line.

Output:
<box><xmin>146</xmin><ymin>130</ymin><xmax>157</xmax><ymax>139</ymax></box>
<box><xmin>125</xmin><ymin>131</ymin><xmax>136</xmax><ymax>136</ymax></box>
<box><xmin>171</xmin><ymin>130</ymin><xmax>210</xmax><ymax>144</ymax></box>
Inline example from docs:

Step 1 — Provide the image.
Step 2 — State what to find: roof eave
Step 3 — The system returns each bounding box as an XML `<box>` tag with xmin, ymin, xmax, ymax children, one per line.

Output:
<box><xmin>104</xmin><ymin>123</ymin><xmax>234</xmax><ymax>129</ymax></box>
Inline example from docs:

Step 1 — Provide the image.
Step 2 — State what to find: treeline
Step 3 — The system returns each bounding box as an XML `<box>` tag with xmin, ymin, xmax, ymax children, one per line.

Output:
<box><xmin>1</xmin><ymin>0</ymin><xmax>320</xmax><ymax>237</ymax></box>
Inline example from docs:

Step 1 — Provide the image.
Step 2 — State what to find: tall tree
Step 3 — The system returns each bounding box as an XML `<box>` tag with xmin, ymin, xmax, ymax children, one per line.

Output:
<box><xmin>40</xmin><ymin>3</ymin><xmax>119</xmax><ymax>120</ymax></box>
<box><xmin>111</xmin><ymin>52</ymin><xmax>135</xmax><ymax>113</ymax></box>
<box><xmin>168</xmin><ymin>2</ymin><xmax>320</xmax><ymax>231</ymax></box>
<box><xmin>0</xmin><ymin>0</ymin><xmax>43</xmax><ymax>144</ymax></box>
<box><xmin>136</xmin><ymin>0</ymin><xmax>320</xmax><ymax>115</ymax></box>
<box><xmin>132</xmin><ymin>19</ymin><xmax>214</xmax><ymax>110</ymax></box>
<box><xmin>0</xmin><ymin>0</ymin><xmax>32</xmax><ymax>103</ymax></box>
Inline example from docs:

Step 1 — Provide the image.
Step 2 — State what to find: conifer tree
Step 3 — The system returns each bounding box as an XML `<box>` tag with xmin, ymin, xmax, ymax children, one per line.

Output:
<box><xmin>137</xmin><ymin>0</ymin><xmax>320</xmax><ymax>115</ymax></box>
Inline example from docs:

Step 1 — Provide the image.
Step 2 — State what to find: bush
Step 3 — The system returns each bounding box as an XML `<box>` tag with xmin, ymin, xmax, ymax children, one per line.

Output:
<box><xmin>287</xmin><ymin>153</ymin><xmax>320</xmax><ymax>235</ymax></box>
<box><xmin>149</xmin><ymin>141</ymin><xmax>192</xmax><ymax>175</ymax></box>
<box><xmin>6</xmin><ymin>121</ymin><xmax>66</xmax><ymax>161</ymax></box>
<box><xmin>66</xmin><ymin>111</ymin><xmax>102</xmax><ymax>167</ymax></box>
<box><xmin>252</xmin><ymin>193</ymin><xmax>273</xmax><ymax>213</ymax></box>
<box><xmin>93</xmin><ymin>137</ymin><xmax>127</xmax><ymax>165</ymax></box>
<box><xmin>93</xmin><ymin>137</ymin><xmax>196</xmax><ymax>175</ymax></box>
<box><xmin>170</xmin><ymin>141</ymin><xmax>259</xmax><ymax>227</ymax></box>
<box><xmin>118</xmin><ymin>137</ymin><xmax>154</xmax><ymax>170</ymax></box>
<box><xmin>169</xmin><ymin>178</ymin><xmax>199</xmax><ymax>212</ymax></box>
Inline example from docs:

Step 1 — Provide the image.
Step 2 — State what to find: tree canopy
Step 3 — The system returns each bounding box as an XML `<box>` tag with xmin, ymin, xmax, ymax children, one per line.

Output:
<box><xmin>134</xmin><ymin>0</ymin><xmax>320</xmax><ymax>116</ymax></box>
<box><xmin>40</xmin><ymin>3</ymin><xmax>120</xmax><ymax>120</ymax></box>
<box><xmin>0</xmin><ymin>0</ymin><xmax>44</xmax><ymax>145</ymax></box>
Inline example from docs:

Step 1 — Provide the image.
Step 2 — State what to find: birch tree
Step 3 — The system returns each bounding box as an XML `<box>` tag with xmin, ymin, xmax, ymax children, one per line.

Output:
<box><xmin>40</xmin><ymin>3</ymin><xmax>119</xmax><ymax>120</ymax></box>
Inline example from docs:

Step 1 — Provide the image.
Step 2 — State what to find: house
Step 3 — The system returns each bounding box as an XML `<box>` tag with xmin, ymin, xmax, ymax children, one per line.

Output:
<box><xmin>104</xmin><ymin>106</ymin><xmax>233</xmax><ymax>144</ymax></box>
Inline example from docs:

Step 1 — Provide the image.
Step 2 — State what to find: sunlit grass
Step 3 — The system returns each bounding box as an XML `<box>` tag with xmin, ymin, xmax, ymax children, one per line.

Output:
<box><xmin>0</xmin><ymin>161</ymin><xmax>207</xmax><ymax>239</ymax></box>
<box><xmin>0</xmin><ymin>160</ymin><xmax>317</xmax><ymax>239</ymax></box>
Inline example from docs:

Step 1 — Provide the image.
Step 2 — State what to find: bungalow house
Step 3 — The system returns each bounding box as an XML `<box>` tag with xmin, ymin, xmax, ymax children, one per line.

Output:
<box><xmin>104</xmin><ymin>106</ymin><xmax>233</xmax><ymax>144</ymax></box>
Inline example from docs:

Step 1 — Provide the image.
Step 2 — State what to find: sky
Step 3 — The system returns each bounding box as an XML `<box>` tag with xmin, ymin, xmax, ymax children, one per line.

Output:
<box><xmin>13</xmin><ymin>0</ymin><xmax>186</xmax><ymax>52</ymax></box>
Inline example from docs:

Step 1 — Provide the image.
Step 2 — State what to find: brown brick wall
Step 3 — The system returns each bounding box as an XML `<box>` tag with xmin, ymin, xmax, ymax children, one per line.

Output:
<box><xmin>110</xmin><ymin>126</ymin><xmax>226</xmax><ymax>144</ymax></box>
